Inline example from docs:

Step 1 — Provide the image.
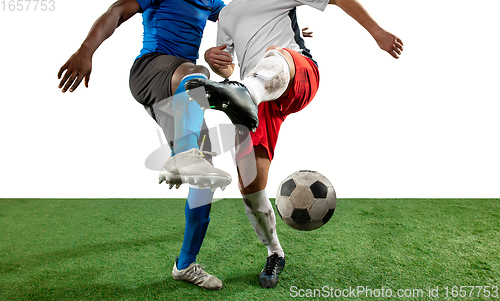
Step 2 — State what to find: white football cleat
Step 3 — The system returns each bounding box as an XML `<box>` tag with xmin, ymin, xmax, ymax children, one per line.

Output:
<box><xmin>159</xmin><ymin>148</ymin><xmax>231</xmax><ymax>191</ymax></box>
<box><xmin>172</xmin><ymin>259</ymin><xmax>223</xmax><ymax>290</ymax></box>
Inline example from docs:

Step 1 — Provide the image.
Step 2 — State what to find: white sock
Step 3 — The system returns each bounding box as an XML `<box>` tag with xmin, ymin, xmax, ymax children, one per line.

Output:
<box><xmin>241</xmin><ymin>49</ymin><xmax>291</xmax><ymax>106</ymax></box>
<box><xmin>242</xmin><ymin>189</ymin><xmax>285</xmax><ymax>257</ymax></box>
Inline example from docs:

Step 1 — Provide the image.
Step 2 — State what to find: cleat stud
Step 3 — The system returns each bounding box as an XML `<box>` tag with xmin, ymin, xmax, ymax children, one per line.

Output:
<box><xmin>205</xmin><ymin>93</ymin><xmax>211</xmax><ymax>99</ymax></box>
<box><xmin>176</xmin><ymin>183</ymin><xmax>181</xmax><ymax>189</ymax></box>
<box><xmin>222</xmin><ymin>102</ymin><xmax>228</xmax><ymax>109</ymax></box>
<box><xmin>211</xmin><ymin>187</ymin><xmax>216</xmax><ymax>193</ymax></box>
<box><xmin>221</xmin><ymin>186</ymin><xmax>226</xmax><ymax>191</ymax></box>
<box><xmin>169</xmin><ymin>183</ymin><xmax>174</xmax><ymax>189</ymax></box>
<box><xmin>201</xmin><ymin>106</ymin><xmax>206</xmax><ymax>111</ymax></box>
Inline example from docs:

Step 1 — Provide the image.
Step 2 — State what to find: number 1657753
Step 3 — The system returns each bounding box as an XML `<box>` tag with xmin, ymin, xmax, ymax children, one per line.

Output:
<box><xmin>2</xmin><ymin>0</ymin><xmax>55</xmax><ymax>12</ymax></box>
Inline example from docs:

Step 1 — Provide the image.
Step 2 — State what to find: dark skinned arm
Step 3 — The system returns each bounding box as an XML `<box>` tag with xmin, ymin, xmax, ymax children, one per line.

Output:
<box><xmin>58</xmin><ymin>0</ymin><xmax>142</xmax><ymax>93</ymax></box>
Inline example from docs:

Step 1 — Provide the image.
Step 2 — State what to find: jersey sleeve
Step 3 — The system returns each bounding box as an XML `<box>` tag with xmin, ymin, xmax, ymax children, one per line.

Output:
<box><xmin>217</xmin><ymin>25</ymin><xmax>235</xmax><ymax>63</ymax></box>
<box><xmin>293</xmin><ymin>0</ymin><xmax>329</xmax><ymax>11</ymax></box>
<box><xmin>135</xmin><ymin>0</ymin><xmax>157</xmax><ymax>12</ymax></box>
<box><xmin>208</xmin><ymin>0</ymin><xmax>225</xmax><ymax>22</ymax></box>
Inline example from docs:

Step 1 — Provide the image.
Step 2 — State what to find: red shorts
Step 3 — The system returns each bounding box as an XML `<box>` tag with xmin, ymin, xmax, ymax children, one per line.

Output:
<box><xmin>236</xmin><ymin>48</ymin><xmax>320</xmax><ymax>162</ymax></box>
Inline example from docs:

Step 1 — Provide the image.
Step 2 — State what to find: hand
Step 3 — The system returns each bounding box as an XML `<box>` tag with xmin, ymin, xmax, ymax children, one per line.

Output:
<box><xmin>57</xmin><ymin>47</ymin><xmax>93</xmax><ymax>93</ymax></box>
<box><xmin>302</xmin><ymin>27</ymin><xmax>313</xmax><ymax>38</ymax></box>
<box><xmin>204</xmin><ymin>45</ymin><xmax>233</xmax><ymax>69</ymax></box>
<box><xmin>373</xmin><ymin>29</ymin><xmax>403</xmax><ymax>59</ymax></box>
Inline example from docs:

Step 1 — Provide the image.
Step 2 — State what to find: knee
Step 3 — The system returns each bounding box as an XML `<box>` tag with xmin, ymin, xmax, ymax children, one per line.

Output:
<box><xmin>263</xmin><ymin>46</ymin><xmax>290</xmax><ymax>67</ymax></box>
<box><xmin>192</xmin><ymin>65</ymin><xmax>210</xmax><ymax>78</ymax></box>
<box><xmin>264</xmin><ymin>46</ymin><xmax>294</xmax><ymax>79</ymax></box>
<box><xmin>178</xmin><ymin>63</ymin><xmax>210</xmax><ymax>79</ymax></box>
<box><xmin>266</xmin><ymin>46</ymin><xmax>286</xmax><ymax>56</ymax></box>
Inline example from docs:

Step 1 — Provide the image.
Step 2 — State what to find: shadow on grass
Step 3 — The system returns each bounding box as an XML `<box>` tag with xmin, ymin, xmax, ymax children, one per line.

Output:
<box><xmin>224</xmin><ymin>272</ymin><xmax>260</xmax><ymax>288</ymax></box>
<box><xmin>1</xmin><ymin>267</ymin><xmax>257</xmax><ymax>301</ymax></box>
<box><xmin>2</xmin><ymin>275</ymin><xmax>177</xmax><ymax>301</ymax></box>
<box><xmin>1</xmin><ymin>232</ymin><xmax>183</xmax><ymax>274</ymax></box>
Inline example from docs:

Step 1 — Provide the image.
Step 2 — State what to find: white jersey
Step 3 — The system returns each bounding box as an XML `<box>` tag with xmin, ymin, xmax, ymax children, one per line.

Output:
<box><xmin>217</xmin><ymin>0</ymin><xmax>329</xmax><ymax>79</ymax></box>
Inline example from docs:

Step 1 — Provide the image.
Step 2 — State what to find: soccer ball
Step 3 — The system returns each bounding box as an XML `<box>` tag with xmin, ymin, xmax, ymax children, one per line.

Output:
<box><xmin>275</xmin><ymin>170</ymin><xmax>336</xmax><ymax>231</ymax></box>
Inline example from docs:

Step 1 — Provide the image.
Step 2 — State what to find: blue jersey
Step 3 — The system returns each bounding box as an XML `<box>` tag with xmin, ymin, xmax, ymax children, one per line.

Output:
<box><xmin>135</xmin><ymin>0</ymin><xmax>225</xmax><ymax>62</ymax></box>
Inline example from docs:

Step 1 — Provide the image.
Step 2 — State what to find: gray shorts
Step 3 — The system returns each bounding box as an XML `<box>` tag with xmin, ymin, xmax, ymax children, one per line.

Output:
<box><xmin>129</xmin><ymin>52</ymin><xmax>189</xmax><ymax>107</ymax></box>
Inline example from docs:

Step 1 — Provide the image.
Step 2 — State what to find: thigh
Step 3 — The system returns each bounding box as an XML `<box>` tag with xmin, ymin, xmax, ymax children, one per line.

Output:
<box><xmin>129</xmin><ymin>52</ymin><xmax>191</xmax><ymax>107</ymax></box>
<box><xmin>279</xmin><ymin>48</ymin><xmax>320</xmax><ymax>115</ymax></box>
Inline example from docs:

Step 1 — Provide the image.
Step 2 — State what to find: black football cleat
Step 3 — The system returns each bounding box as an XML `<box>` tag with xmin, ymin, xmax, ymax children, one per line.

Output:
<box><xmin>259</xmin><ymin>253</ymin><xmax>286</xmax><ymax>288</ymax></box>
<box><xmin>185</xmin><ymin>78</ymin><xmax>259</xmax><ymax>132</ymax></box>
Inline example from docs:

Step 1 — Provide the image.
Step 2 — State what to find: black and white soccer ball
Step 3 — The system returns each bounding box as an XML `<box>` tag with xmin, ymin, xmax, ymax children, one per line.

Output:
<box><xmin>275</xmin><ymin>170</ymin><xmax>336</xmax><ymax>231</ymax></box>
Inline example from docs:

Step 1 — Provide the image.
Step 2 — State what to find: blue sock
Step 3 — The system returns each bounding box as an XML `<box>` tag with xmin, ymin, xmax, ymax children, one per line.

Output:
<box><xmin>177</xmin><ymin>187</ymin><xmax>214</xmax><ymax>270</ymax></box>
<box><xmin>172</xmin><ymin>73</ymin><xmax>208</xmax><ymax>155</ymax></box>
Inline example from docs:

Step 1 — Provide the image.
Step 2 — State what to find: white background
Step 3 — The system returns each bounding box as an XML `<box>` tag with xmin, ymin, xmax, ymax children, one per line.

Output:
<box><xmin>0</xmin><ymin>0</ymin><xmax>499</xmax><ymax>199</ymax></box>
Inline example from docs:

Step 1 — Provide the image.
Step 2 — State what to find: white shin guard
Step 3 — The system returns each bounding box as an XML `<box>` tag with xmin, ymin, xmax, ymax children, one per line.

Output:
<box><xmin>241</xmin><ymin>49</ymin><xmax>291</xmax><ymax>106</ymax></box>
<box><xmin>242</xmin><ymin>189</ymin><xmax>284</xmax><ymax>257</ymax></box>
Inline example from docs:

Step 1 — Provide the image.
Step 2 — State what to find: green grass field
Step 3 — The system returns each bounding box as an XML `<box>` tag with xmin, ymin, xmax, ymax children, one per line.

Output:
<box><xmin>1</xmin><ymin>199</ymin><xmax>499</xmax><ymax>300</ymax></box>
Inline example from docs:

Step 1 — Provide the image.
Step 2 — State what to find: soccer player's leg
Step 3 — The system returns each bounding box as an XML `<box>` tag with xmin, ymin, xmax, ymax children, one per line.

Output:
<box><xmin>237</xmin><ymin>145</ymin><xmax>286</xmax><ymax>289</ymax></box>
<box><xmin>235</xmin><ymin>48</ymin><xmax>319</xmax><ymax>288</ymax></box>
<box><xmin>242</xmin><ymin>46</ymin><xmax>296</xmax><ymax>105</ymax></box>
<box><xmin>166</xmin><ymin>63</ymin><xmax>225</xmax><ymax>290</ymax></box>
<box><xmin>171</xmin><ymin>64</ymin><xmax>210</xmax><ymax>155</ymax></box>
<box><xmin>185</xmin><ymin>46</ymin><xmax>295</xmax><ymax>131</ymax></box>
<box><xmin>171</xmin><ymin>187</ymin><xmax>223</xmax><ymax>290</ymax></box>
<box><xmin>130</xmin><ymin>55</ymin><xmax>224</xmax><ymax>289</ymax></box>
<box><xmin>159</xmin><ymin>62</ymin><xmax>231</xmax><ymax>191</ymax></box>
